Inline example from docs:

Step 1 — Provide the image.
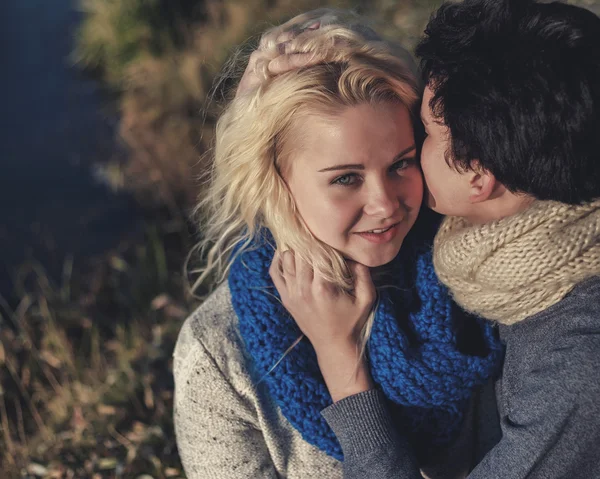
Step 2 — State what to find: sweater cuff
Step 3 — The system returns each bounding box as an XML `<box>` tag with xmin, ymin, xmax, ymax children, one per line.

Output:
<box><xmin>321</xmin><ymin>388</ymin><xmax>407</xmax><ymax>457</ymax></box>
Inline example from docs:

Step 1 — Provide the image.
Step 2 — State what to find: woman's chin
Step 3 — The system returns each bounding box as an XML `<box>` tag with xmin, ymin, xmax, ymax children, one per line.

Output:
<box><xmin>351</xmin><ymin>248</ymin><xmax>401</xmax><ymax>269</ymax></box>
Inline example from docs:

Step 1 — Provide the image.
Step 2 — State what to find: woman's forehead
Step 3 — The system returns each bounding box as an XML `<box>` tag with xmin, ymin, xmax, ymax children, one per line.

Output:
<box><xmin>286</xmin><ymin>102</ymin><xmax>414</xmax><ymax>167</ymax></box>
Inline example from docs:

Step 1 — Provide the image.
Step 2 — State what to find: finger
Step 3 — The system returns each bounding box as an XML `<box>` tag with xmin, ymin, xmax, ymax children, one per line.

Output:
<box><xmin>281</xmin><ymin>250</ymin><xmax>296</xmax><ymax>276</ymax></box>
<box><xmin>237</xmin><ymin>48</ymin><xmax>280</xmax><ymax>96</ymax></box>
<box><xmin>312</xmin><ymin>267</ymin><xmax>338</xmax><ymax>297</ymax></box>
<box><xmin>277</xmin><ymin>40</ymin><xmax>292</xmax><ymax>56</ymax></box>
<box><xmin>247</xmin><ymin>48</ymin><xmax>278</xmax><ymax>68</ymax></box>
<box><xmin>294</xmin><ymin>253</ymin><xmax>314</xmax><ymax>290</ymax></box>
<box><xmin>247</xmin><ymin>48</ymin><xmax>279</xmax><ymax>76</ymax></box>
<box><xmin>259</xmin><ymin>25</ymin><xmax>286</xmax><ymax>51</ymax></box>
<box><xmin>282</xmin><ymin>20</ymin><xmax>321</xmax><ymax>41</ymax></box>
<box><xmin>274</xmin><ymin>28</ymin><xmax>300</xmax><ymax>46</ymax></box>
<box><xmin>274</xmin><ymin>17</ymin><xmax>321</xmax><ymax>41</ymax></box>
<box><xmin>283</xmin><ymin>9</ymin><xmax>329</xmax><ymax>30</ymax></box>
<box><xmin>258</xmin><ymin>21</ymin><xmax>305</xmax><ymax>52</ymax></box>
<box><xmin>269</xmin><ymin>251</ymin><xmax>286</xmax><ymax>285</ymax></box>
<box><xmin>268</xmin><ymin>52</ymin><xmax>323</xmax><ymax>75</ymax></box>
<box><xmin>267</xmin><ymin>20</ymin><xmax>321</xmax><ymax>54</ymax></box>
<box><xmin>274</xmin><ymin>25</ymin><xmax>328</xmax><ymax>57</ymax></box>
<box><xmin>270</xmin><ymin>264</ymin><xmax>288</xmax><ymax>298</ymax></box>
<box><xmin>262</xmin><ymin>6</ymin><xmax>331</xmax><ymax>50</ymax></box>
<box><xmin>348</xmin><ymin>262</ymin><xmax>376</xmax><ymax>305</ymax></box>
<box><xmin>285</xmin><ymin>25</ymin><xmax>327</xmax><ymax>51</ymax></box>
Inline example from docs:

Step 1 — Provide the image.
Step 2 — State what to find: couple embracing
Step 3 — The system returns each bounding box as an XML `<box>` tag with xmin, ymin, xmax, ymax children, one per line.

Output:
<box><xmin>174</xmin><ymin>1</ymin><xmax>600</xmax><ymax>478</ymax></box>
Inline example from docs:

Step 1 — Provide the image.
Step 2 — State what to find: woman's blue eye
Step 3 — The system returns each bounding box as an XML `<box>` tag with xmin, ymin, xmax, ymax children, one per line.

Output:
<box><xmin>394</xmin><ymin>160</ymin><xmax>407</xmax><ymax>171</ymax></box>
<box><xmin>392</xmin><ymin>157</ymin><xmax>416</xmax><ymax>173</ymax></box>
<box><xmin>331</xmin><ymin>159</ymin><xmax>415</xmax><ymax>186</ymax></box>
<box><xmin>332</xmin><ymin>174</ymin><xmax>359</xmax><ymax>186</ymax></box>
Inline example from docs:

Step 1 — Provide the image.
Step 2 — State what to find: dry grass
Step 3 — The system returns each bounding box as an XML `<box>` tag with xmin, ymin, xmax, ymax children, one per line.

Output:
<box><xmin>0</xmin><ymin>225</ymin><xmax>199</xmax><ymax>478</ymax></box>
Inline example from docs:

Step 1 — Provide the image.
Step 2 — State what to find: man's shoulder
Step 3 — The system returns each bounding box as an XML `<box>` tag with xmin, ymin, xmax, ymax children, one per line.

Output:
<box><xmin>501</xmin><ymin>276</ymin><xmax>600</xmax><ymax>396</ymax></box>
<box><xmin>506</xmin><ymin>276</ymin><xmax>600</xmax><ymax>340</ymax></box>
<box><xmin>562</xmin><ymin>274</ymin><xmax>600</xmax><ymax>308</ymax></box>
<box><xmin>548</xmin><ymin>275</ymin><xmax>600</xmax><ymax>340</ymax></box>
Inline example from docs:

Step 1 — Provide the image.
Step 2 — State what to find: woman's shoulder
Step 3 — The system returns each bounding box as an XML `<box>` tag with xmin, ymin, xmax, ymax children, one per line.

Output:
<box><xmin>173</xmin><ymin>282</ymin><xmax>250</xmax><ymax>385</ymax></box>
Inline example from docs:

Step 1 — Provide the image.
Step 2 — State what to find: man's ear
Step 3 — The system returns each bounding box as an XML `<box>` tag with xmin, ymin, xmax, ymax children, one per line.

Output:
<box><xmin>468</xmin><ymin>162</ymin><xmax>498</xmax><ymax>203</ymax></box>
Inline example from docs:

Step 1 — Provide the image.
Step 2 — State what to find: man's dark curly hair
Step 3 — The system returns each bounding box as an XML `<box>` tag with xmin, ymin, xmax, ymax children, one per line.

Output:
<box><xmin>416</xmin><ymin>0</ymin><xmax>600</xmax><ymax>204</ymax></box>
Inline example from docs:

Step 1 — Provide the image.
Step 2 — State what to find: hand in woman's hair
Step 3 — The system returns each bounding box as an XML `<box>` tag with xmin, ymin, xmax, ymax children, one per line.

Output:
<box><xmin>236</xmin><ymin>21</ymin><xmax>322</xmax><ymax>96</ymax></box>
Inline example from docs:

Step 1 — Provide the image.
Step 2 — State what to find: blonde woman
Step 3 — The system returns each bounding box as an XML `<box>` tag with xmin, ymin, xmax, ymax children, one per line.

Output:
<box><xmin>173</xmin><ymin>10</ymin><xmax>502</xmax><ymax>479</ymax></box>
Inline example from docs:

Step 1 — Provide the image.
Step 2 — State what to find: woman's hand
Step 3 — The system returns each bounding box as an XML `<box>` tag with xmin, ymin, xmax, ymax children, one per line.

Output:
<box><xmin>270</xmin><ymin>250</ymin><xmax>375</xmax><ymax>348</ymax></box>
<box><xmin>269</xmin><ymin>250</ymin><xmax>376</xmax><ymax>401</ymax></box>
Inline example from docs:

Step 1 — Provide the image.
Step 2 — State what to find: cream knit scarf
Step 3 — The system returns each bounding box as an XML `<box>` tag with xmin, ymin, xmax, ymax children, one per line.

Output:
<box><xmin>433</xmin><ymin>199</ymin><xmax>600</xmax><ymax>325</ymax></box>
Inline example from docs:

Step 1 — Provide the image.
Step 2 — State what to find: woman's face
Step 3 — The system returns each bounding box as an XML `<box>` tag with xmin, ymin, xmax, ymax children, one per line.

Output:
<box><xmin>284</xmin><ymin>101</ymin><xmax>423</xmax><ymax>267</ymax></box>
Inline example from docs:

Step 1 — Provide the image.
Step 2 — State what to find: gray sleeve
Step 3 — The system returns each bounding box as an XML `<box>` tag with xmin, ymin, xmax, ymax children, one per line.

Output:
<box><xmin>321</xmin><ymin>389</ymin><xmax>422</xmax><ymax>479</ymax></box>
<box><xmin>469</xmin><ymin>333</ymin><xmax>600</xmax><ymax>479</ymax></box>
<box><xmin>322</xmin><ymin>334</ymin><xmax>600</xmax><ymax>479</ymax></box>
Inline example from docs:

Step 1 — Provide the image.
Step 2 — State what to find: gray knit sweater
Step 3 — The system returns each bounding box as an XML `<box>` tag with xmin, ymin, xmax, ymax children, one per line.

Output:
<box><xmin>173</xmin><ymin>283</ymin><xmax>342</xmax><ymax>478</ymax></box>
<box><xmin>173</xmin><ymin>283</ymin><xmax>489</xmax><ymax>479</ymax></box>
<box><xmin>321</xmin><ymin>276</ymin><xmax>600</xmax><ymax>479</ymax></box>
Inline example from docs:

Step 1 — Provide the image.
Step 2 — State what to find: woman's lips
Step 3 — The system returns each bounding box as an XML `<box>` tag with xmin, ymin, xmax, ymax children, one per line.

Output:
<box><xmin>354</xmin><ymin>222</ymin><xmax>401</xmax><ymax>244</ymax></box>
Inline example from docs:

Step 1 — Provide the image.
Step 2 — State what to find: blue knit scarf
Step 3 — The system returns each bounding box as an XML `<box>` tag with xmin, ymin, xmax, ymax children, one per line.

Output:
<box><xmin>228</xmin><ymin>217</ymin><xmax>503</xmax><ymax>461</ymax></box>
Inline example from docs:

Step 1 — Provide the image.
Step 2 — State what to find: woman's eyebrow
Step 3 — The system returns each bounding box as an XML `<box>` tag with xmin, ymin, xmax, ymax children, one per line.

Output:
<box><xmin>318</xmin><ymin>145</ymin><xmax>417</xmax><ymax>173</ymax></box>
<box><xmin>393</xmin><ymin>145</ymin><xmax>416</xmax><ymax>160</ymax></box>
<box><xmin>318</xmin><ymin>163</ymin><xmax>365</xmax><ymax>172</ymax></box>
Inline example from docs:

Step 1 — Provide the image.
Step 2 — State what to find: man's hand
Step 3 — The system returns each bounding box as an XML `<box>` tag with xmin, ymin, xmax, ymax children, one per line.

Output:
<box><xmin>236</xmin><ymin>17</ymin><xmax>323</xmax><ymax>96</ymax></box>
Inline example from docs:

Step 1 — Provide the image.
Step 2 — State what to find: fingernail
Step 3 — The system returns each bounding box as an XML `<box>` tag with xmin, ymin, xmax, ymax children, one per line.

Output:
<box><xmin>307</xmin><ymin>21</ymin><xmax>320</xmax><ymax>30</ymax></box>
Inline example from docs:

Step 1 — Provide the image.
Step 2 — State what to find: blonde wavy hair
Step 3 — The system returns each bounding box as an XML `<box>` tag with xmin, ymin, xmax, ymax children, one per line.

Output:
<box><xmin>191</xmin><ymin>9</ymin><xmax>421</xmax><ymax>294</ymax></box>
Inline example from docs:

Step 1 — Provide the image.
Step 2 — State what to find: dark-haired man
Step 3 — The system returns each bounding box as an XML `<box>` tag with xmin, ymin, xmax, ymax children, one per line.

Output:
<box><xmin>320</xmin><ymin>0</ymin><xmax>600</xmax><ymax>478</ymax></box>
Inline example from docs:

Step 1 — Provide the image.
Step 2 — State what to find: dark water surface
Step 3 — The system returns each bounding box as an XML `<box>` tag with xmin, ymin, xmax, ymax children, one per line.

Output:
<box><xmin>0</xmin><ymin>0</ymin><xmax>142</xmax><ymax>301</ymax></box>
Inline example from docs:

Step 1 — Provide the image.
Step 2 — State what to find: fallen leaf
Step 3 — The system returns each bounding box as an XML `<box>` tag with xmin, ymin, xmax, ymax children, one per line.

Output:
<box><xmin>40</xmin><ymin>350</ymin><xmax>62</xmax><ymax>368</ymax></box>
<box><xmin>97</xmin><ymin>404</ymin><xmax>117</xmax><ymax>415</ymax></box>
<box><xmin>97</xmin><ymin>457</ymin><xmax>118</xmax><ymax>470</ymax></box>
<box><xmin>151</xmin><ymin>294</ymin><xmax>170</xmax><ymax>310</ymax></box>
<box><xmin>27</xmin><ymin>463</ymin><xmax>48</xmax><ymax>477</ymax></box>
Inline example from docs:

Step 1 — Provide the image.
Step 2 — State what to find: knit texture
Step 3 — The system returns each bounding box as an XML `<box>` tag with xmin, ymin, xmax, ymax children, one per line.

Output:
<box><xmin>433</xmin><ymin>199</ymin><xmax>600</xmax><ymax>325</ymax></box>
<box><xmin>173</xmin><ymin>284</ymin><xmax>344</xmax><ymax>478</ymax></box>
<box><xmin>228</xmin><ymin>220</ymin><xmax>503</xmax><ymax>461</ymax></box>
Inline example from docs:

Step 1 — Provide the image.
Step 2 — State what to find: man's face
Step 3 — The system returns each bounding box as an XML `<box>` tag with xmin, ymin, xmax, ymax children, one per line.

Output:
<box><xmin>420</xmin><ymin>86</ymin><xmax>474</xmax><ymax>217</ymax></box>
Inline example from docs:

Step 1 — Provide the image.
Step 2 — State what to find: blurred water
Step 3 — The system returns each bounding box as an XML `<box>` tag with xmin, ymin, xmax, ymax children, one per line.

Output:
<box><xmin>0</xmin><ymin>0</ymin><xmax>142</xmax><ymax>301</ymax></box>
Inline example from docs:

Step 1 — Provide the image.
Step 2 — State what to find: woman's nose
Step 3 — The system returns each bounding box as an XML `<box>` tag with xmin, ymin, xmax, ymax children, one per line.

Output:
<box><xmin>363</xmin><ymin>181</ymin><xmax>402</xmax><ymax>218</ymax></box>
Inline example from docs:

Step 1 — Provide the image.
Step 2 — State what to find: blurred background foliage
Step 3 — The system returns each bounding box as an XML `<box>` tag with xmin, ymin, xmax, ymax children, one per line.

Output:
<box><xmin>72</xmin><ymin>0</ymin><xmax>440</xmax><ymax>210</ymax></box>
<box><xmin>71</xmin><ymin>0</ymin><xmax>600</xmax><ymax>210</ymax></box>
<box><xmin>2</xmin><ymin>0</ymin><xmax>599</xmax><ymax>477</ymax></box>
